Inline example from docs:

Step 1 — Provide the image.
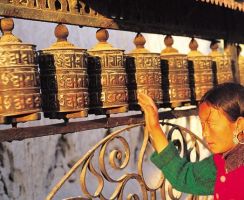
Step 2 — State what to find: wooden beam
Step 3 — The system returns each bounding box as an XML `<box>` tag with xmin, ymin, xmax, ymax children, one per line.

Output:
<box><xmin>0</xmin><ymin>108</ymin><xmax>198</xmax><ymax>143</ymax></box>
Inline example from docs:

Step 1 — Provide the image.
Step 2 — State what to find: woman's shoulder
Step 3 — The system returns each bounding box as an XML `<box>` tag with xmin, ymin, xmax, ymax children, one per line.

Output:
<box><xmin>213</xmin><ymin>144</ymin><xmax>244</xmax><ymax>172</ymax></box>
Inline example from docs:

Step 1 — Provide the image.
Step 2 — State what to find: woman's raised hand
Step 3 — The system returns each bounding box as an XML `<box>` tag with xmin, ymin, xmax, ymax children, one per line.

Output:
<box><xmin>137</xmin><ymin>93</ymin><xmax>160</xmax><ymax>133</ymax></box>
<box><xmin>137</xmin><ymin>92</ymin><xmax>169</xmax><ymax>153</ymax></box>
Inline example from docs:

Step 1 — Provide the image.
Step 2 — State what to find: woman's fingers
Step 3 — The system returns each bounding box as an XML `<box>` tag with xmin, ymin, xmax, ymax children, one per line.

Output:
<box><xmin>137</xmin><ymin>93</ymin><xmax>158</xmax><ymax>112</ymax></box>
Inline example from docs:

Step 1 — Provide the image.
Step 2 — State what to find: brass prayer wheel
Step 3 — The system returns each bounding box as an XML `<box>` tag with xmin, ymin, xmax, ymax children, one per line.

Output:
<box><xmin>160</xmin><ymin>35</ymin><xmax>191</xmax><ymax>107</ymax></box>
<box><xmin>237</xmin><ymin>45</ymin><xmax>244</xmax><ymax>85</ymax></box>
<box><xmin>209</xmin><ymin>40</ymin><xmax>233</xmax><ymax>84</ymax></box>
<box><xmin>0</xmin><ymin>18</ymin><xmax>41</xmax><ymax>124</ymax></box>
<box><xmin>187</xmin><ymin>38</ymin><xmax>214</xmax><ymax>102</ymax></box>
<box><xmin>38</xmin><ymin>24</ymin><xmax>88</xmax><ymax>119</ymax></box>
<box><xmin>126</xmin><ymin>33</ymin><xmax>163</xmax><ymax>109</ymax></box>
<box><xmin>87</xmin><ymin>28</ymin><xmax>128</xmax><ymax>114</ymax></box>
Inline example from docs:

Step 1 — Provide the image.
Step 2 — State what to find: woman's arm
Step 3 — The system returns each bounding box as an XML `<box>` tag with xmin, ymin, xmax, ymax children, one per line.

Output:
<box><xmin>138</xmin><ymin>93</ymin><xmax>216</xmax><ymax>195</ymax></box>
<box><xmin>137</xmin><ymin>93</ymin><xmax>168</xmax><ymax>153</ymax></box>
<box><xmin>151</xmin><ymin>142</ymin><xmax>216</xmax><ymax>195</ymax></box>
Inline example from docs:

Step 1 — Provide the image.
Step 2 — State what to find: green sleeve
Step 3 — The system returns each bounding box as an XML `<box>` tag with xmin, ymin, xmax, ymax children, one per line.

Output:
<box><xmin>150</xmin><ymin>142</ymin><xmax>216</xmax><ymax>195</ymax></box>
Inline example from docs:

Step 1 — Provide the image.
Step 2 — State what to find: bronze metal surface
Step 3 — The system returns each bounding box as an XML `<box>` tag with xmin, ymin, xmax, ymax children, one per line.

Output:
<box><xmin>0</xmin><ymin>18</ymin><xmax>41</xmax><ymax>124</ymax></box>
<box><xmin>188</xmin><ymin>38</ymin><xmax>214</xmax><ymax>102</ymax></box>
<box><xmin>209</xmin><ymin>42</ymin><xmax>233</xmax><ymax>84</ymax></box>
<box><xmin>160</xmin><ymin>35</ymin><xmax>191</xmax><ymax>106</ymax></box>
<box><xmin>126</xmin><ymin>33</ymin><xmax>163</xmax><ymax>109</ymax></box>
<box><xmin>238</xmin><ymin>44</ymin><xmax>244</xmax><ymax>85</ymax></box>
<box><xmin>38</xmin><ymin>24</ymin><xmax>88</xmax><ymax>119</ymax></box>
<box><xmin>239</xmin><ymin>54</ymin><xmax>244</xmax><ymax>85</ymax></box>
<box><xmin>87</xmin><ymin>29</ymin><xmax>128</xmax><ymax>114</ymax></box>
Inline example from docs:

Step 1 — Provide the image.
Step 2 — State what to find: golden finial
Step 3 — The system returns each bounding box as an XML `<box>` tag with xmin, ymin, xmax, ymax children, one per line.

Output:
<box><xmin>0</xmin><ymin>18</ymin><xmax>21</xmax><ymax>43</ymax></box>
<box><xmin>188</xmin><ymin>38</ymin><xmax>202</xmax><ymax>57</ymax></box>
<box><xmin>161</xmin><ymin>35</ymin><xmax>178</xmax><ymax>54</ymax></box>
<box><xmin>55</xmin><ymin>24</ymin><xmax>69</xmax><ymax>42</ymax></box>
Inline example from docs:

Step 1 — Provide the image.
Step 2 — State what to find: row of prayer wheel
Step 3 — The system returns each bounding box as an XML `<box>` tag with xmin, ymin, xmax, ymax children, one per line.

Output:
<box><xmin>0</xmin><ymin>18</ymin><xmax>237</xmax><ymax>124</ymax></box>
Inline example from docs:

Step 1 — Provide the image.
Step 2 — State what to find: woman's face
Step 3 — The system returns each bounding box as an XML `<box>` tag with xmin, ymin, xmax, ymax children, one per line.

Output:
<box><xmin>199</xmin><ymin>102</ymin><xmax>236</xmax><ymax>154</ymax></box>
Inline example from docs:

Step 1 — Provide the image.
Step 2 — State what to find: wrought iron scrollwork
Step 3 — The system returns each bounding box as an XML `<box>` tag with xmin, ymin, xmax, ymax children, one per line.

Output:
<box><xmin>46</xmin><ymin>121</ymin><xmax>211</xmax><ymax>200</ymax></box>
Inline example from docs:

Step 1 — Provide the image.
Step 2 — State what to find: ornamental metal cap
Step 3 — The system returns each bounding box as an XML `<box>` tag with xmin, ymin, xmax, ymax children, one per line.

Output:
<box><xmin>89</xmin><ymin>28</ymin><xmax>121</xmax><ymax>51</ymax></box>
<box><xmin>160</xmin><ymin>35</ymin><xmax>179</xmax><ymax>55</ymax></box>
<box><xmin>209</xmin><ymin>39</ymin><xmax>222</xmax><ymax>57</ymax></box>
<box><xmin>188</xmin><ymin>38</ymin><xmax>203</xmax><ymax>57</ymax></box>
<box><xmin>45</xmin><ymin>24</ymin><xmax>83</xmax><ymax>50</ymax></box>
<box><xmin>129</xmin><ymin>33</ymin><xmax>151</xmax><ymax>54</ymax></box>
<box><xmin>0</xmin><ymin>18</ymin><xmax>22</xmax><ymax>43</ymax></box>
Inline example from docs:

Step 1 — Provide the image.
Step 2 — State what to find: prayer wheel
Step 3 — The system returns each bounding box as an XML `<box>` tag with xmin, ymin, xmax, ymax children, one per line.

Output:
<box><xmin>187</xmin><ymin>38</ymin><xmax>214</xmax><ymax>102</ymax></box>
<box><xmin>237</xmin><ymin>45</ymin><xmax>244</xmax><ymax>85</ymax></box>
<box><xmin>160</xmin><ymin>35</ymin><xmax>191</xmax><ymax>107</ymax></box>
<box><xmin>38</xmin><ymin>24</ymin><xmax>88</xmax><ymax>120</ymax></box>
<box><xmin>209</xmin><ymin>40</ymin><xmax>233</xmax><ymax>84</ymax></box>
<box><xmin>126</xmin><ymin>33</ymin><xmax>163</xmax><ymax>109</ymax></box>
<box><xmin>0</xmin><ymin>18</ymin><xmax>41</xmax><ymax>124</ymax></box>
<box><xmin>87</xmin><ymin>28</ymin><xmax>128</xmax><ymax>114</ymax></box>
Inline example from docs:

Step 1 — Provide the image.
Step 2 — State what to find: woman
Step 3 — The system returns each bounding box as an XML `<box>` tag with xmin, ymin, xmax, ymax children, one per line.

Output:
<box><xmin>138</xmin><ymin>82</ymin><xmax>244</xmax><ymax>200</ymax></box>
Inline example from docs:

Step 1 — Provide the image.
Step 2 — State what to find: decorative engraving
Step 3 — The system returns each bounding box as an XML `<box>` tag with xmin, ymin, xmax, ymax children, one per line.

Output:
<box><xmin>168</xmin><ymin>87</ymin><xmax>191</xmax><ymax>102</ymax></box>
<box><xmin>90</xmin><ymin>52</ymin><xmax>124</xmax><ymax>69</ymax></box>
<box><xmin>40</xmin><ymin>73</ymin><xmax>88</xmax><ymax>90</ymax></box>
<box><xmin>42</xmin><ymin>92</ymin><xmax>88</xmax><ymax>111</ymax></box>
<box><xmin>0</xmin><ymin>92</ymin><xmax>41</xmax><ymax>115</ymax></box>
<box><xmin>89</xmin><ymin>90</ymin><xmax>128</xmax><ymax>107</ymax></box>
<box><xmin>161</xmin><ymin>55</ymin><xmax>188</xmax><ymax>70</ymax></box>
<box><xmin>194</xmin><ymin>73</ymin><xmax>213</xmax><ymax>84</ymax></box>
<box><xmin>137</xmin><ymin>87</ymin><xmax>163</xmax><ymax>101</ymax></box>
<box><xmin>135</xmin><ymin>55</ymin><xmax>161</xmax><ymax>68</ymax></box>
<box><xmin>188</xmin><ymin>38</ymin><xmax>215</xmax><ymax>102</ymax></box>
<box><xmin>239</xmin><ymin>55</ymin><xmax>244</xmax><ymax>85</ymax></box>
<box><xmin>191</xmin><ymin>56</ymin><xmax>213</xmax><ymax>71</ymax></box>
<box><xmin>0</xmin><ymin>70</ymin><xmax>39</xmax><ymax>88</ymax></box>
<box><xmin>212</xmin><ymin>55</ymin><xmax>233</xmax><ymax>84</ymax></box>
<box><xmin>161</xmin><ymin>53</ymin><xmax>191</xmax><ymax>104</ymax></box>
<box><xmin>88</xmin><ymin>30</ymin><xmax>128</xmax><ymax>113</ymax></box>
<box><xmin>167</xmin><ymin>72</ymin><xmax>189</xmax><ymax>85</ymax></box>
<box><xmin>39</xmin><ymin>51</ymin><xmax>86</xmax><ymax>70</ymax></box>
<box><xmin>136</xmin><ymin>72</ymin><xmax>161</xmax><ymax>85</ymax></box>
<box><xmin>0</xmin><ymin>18</ymin><xmax>41</xmax><ymax>122</ymax></box>
<box><xmin>38</xmin><ymin>24</ymin><xmax>89</xmax><ymax>118</ymax></box>
<box><xmin>101</xmin><ymin>73</ymin><xmax>127</xmax><ymax>86</ymax></box>
<box><xmin>217</xmin><ymin>72</ymin><xmax>233</xmax><ymax>84</ymax></box>
<box><xmin>0</xmin><ymin>47</ymin><xmax>36</xmax><ymax>66</ymax></box>
<box><xmin>126</xmin><ymin>34</ymin><xmax>163</xmax><ymax>108</ymax></box>
<box><xmin>195</xmin><ymin>86</ymin><xmax>212</xmax><ymax>100</ymax></box>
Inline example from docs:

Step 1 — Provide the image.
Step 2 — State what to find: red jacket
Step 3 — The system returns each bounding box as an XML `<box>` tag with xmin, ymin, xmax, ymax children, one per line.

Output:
<box><xmin>213</xmin><ymin>153</ymin><xmax>244</xmax><ymax>200</ymax></box>
<box><xmin>151</xmin><ymin>142</ymin><xmax>244</xmax><ymax>199</ymax></box>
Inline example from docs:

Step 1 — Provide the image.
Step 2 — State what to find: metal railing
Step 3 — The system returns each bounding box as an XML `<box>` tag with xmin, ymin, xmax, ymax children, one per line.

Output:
<box><xmin>46</xmin><ymin>121</ymin><xmax>212</xmax><ymax>200</ymax></box>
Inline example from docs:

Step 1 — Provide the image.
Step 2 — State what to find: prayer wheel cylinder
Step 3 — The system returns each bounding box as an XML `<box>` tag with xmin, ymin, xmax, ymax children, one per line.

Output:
<box><xmin>238</xmin><ymin>45</ymin><xmax>244</xmax><ymax>85</ymax></box>
<box><xmin>209</xmin><ymin>40</ymin><xmax>233</xmax><ymax>84</ymax></box>
<box><xmin>126</xmin><ymin>33</ymin><xmax>163</xmax><ymax>109</ymax></box>
<box><xmin>187</xmin><ymin>38</ymin><xmax>214</xmax><ymax>102</ymax></box>
<box><xmin>160</xmin><ymin>35</ymin><xmax>191</xmax><ymax>107</ymax></box>
<box><xmin>0</xmin><ymin>18</ymin><xmax>41</xmax><ymax>124</ymax></box>
<box><xmin>38</xmin><ymin>24</ymin><xmax>88</xmax><ymax>120</ymax></box>
<box><xmin>87</xmin><ymin>28</ymin><xmax>128</xmax><ymax>114</ymax></box>
<box><xmin>239</xmin><ymin>56</ymin><xmax>244</xmax><ymax>85</ymax></box>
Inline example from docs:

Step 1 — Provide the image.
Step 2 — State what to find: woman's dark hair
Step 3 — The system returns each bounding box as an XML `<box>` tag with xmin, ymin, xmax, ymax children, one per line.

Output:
<box><xmin>200</xmin><ymin>82</ymin><xmax>244</xmax><ymax>121</ymax></box>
